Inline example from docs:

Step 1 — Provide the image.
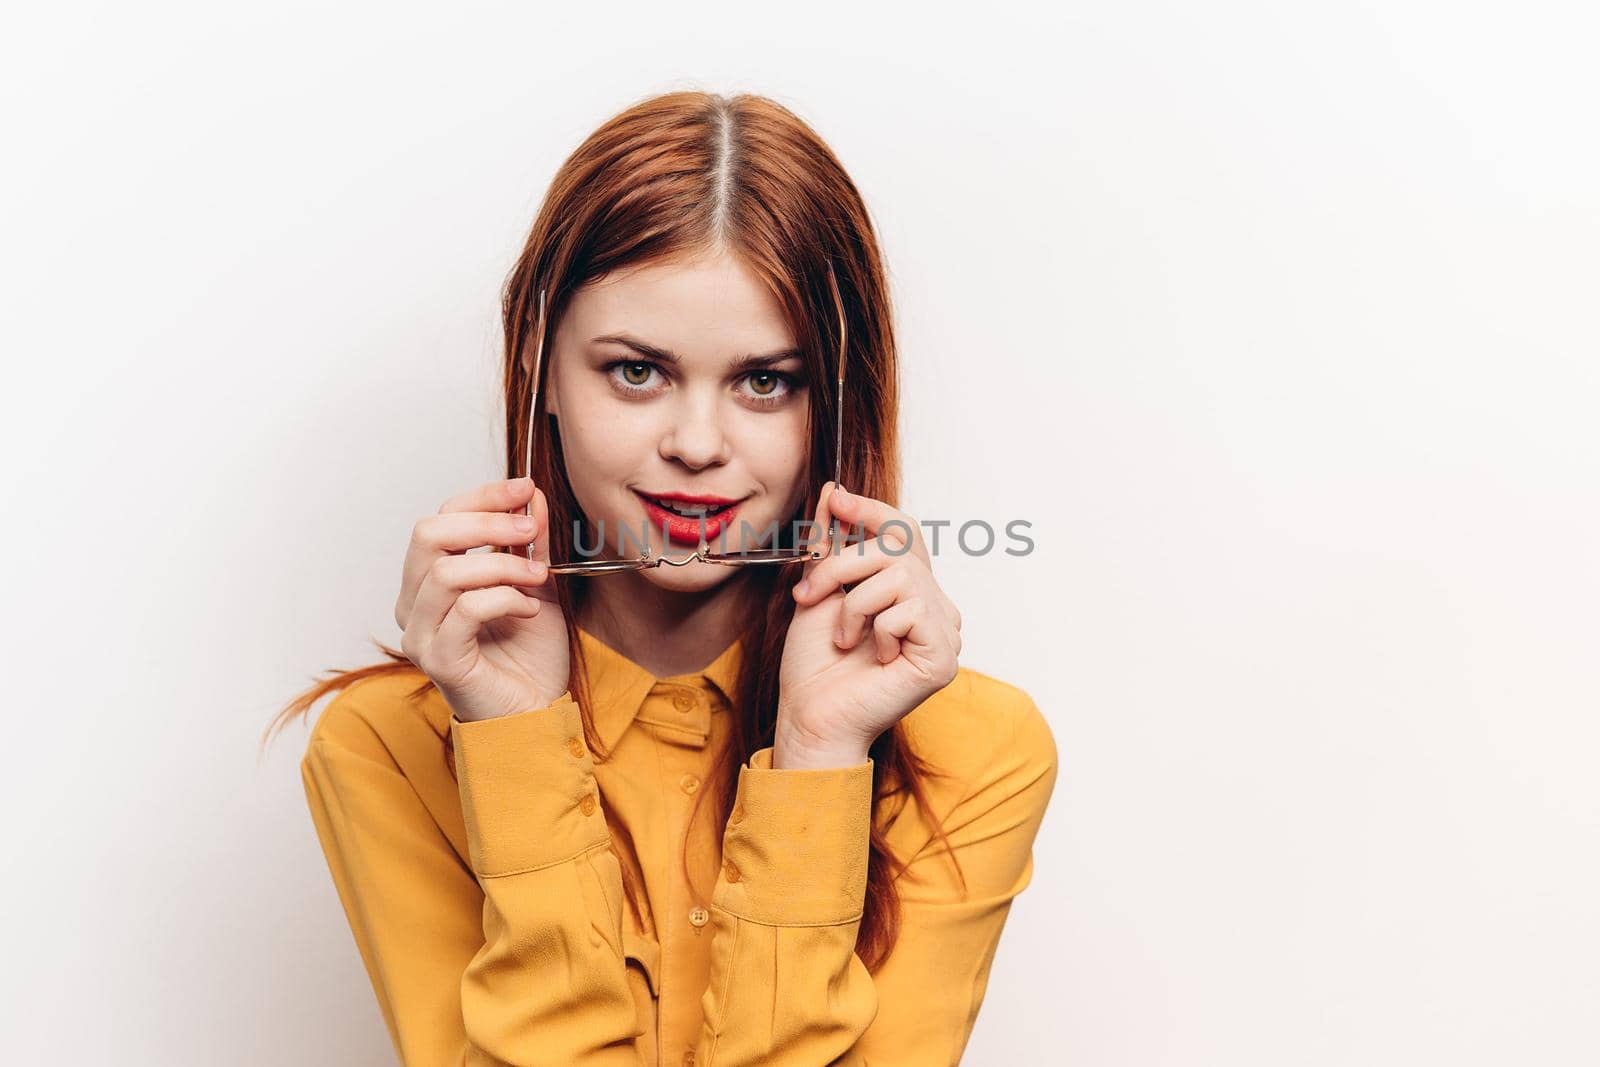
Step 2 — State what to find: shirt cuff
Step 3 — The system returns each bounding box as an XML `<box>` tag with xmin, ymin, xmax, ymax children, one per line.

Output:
<box><xmin>713</xmin><ymin>745</ymin><xmax>874</xmax><ymax>926</ymax></box>
<box><xmin>449</xmin><ymin>691</ymin><xmax>608</xmax><ymax>877</ymax></box>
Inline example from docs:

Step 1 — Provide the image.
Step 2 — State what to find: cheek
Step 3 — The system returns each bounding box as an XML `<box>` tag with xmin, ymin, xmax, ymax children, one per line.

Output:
<box><xmin>738</xmin><ymin>407</ymin><xmax>810</xmax><ymax>499</ymax></box>
<box><xmin>554</xmin><ymin>400</ymin><xmax>652</xmax><ymax>509</ymax></box>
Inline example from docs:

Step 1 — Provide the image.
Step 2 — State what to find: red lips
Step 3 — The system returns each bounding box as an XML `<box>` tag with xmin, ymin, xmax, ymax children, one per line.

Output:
<box><xmin>633</xmin><ymin>490</ymin><xmax>747</xmax><ymax>547</ymax></box>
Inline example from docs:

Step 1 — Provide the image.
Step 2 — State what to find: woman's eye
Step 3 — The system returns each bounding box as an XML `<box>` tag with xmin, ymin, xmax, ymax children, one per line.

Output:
<box><xmin>620</xmin><ymin>362</ymin><xmax>654</xmax><ymax>387</ymax></box>
<box><xmin>741</xmin><ymin>371</ymin><xmax>794</xmax><ymax>404</ymax></box>
<box><xmin>607</xmin><ymin>361</ymin><xmax>662</xmax><ymax>392</ymax></box>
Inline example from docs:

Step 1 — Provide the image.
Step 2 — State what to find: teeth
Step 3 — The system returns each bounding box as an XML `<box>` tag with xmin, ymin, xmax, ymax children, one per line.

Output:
<box><xmin>653</xmin><ymin>498</ymin><xmax>730</xmax><ymax>517</ymax></box>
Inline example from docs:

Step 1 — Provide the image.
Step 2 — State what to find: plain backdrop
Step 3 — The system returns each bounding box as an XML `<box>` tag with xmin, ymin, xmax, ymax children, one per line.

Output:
<box><xmin>2</xmin><ymin>2</ymin><xmax>1596</xmax><ymax>1064</ymax></box>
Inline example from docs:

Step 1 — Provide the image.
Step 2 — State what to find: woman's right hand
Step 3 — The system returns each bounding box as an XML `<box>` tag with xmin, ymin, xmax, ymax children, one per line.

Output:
<box><xmin>395</xmin><ymin>476</ymin><xmax>570</xmax><ymax>722</ymax></box>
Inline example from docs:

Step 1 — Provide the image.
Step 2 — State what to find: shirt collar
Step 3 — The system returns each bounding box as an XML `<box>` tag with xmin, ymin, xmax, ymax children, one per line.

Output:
<box><xmin>577</xmin><ymin>625</ymin><xmax>744</xmax><ymax>753</ymax></box>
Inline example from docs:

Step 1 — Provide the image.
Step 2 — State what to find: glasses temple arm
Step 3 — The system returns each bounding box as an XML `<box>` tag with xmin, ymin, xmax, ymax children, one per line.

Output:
<box><xmin>827</xmin><ymin>264</ymin><xmax>847</xmax><ymax>551</ymax></box>
<box><xmin>522</xmin><ymin>288</ymin><xmax>548</xmax><ymax>561</ymax></box>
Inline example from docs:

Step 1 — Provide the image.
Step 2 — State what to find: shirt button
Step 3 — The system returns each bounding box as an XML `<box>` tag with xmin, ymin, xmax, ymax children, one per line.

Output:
<box><xmin>566</xmin><ymin>737</ymin><xmax>585</xmax><ymax>758</ymax></box>
<box><xmin>682</xmin><ymin>1051</ymin><xmax>696</xmax><ymax>1066</ymax></box>
<box><xmin>722</xmin><ymin>859</ymin><xmax>741</xmax><ymax>883</ymax></box>
<box><xmin>673</xmin><ymin>692</ymin><xmax>695</xmax><ymax>712</ymax></box>
<box><xmin>688</xmin><ymin>905</ymin><xmax>710</xmax><ymax>927</ymax></box>
<box><xmin>578</xmin><ymin>793</ymin><xmax>597</xmax><ymax>816</ymax></box>
<box><xmin>679</xmin><ymin>773</ymin><xmax>699</xmax><ymax>795</ymax></box>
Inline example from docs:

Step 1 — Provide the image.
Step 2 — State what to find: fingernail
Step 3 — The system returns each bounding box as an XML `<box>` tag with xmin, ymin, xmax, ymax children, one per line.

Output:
<box><xmin>515</xmin><ymin>514</ymin><xmax>536</xmax><ymax>531</ymax></box>
<box><xmin>835</xmin><ymin>625</ymin><xmax>847</xmax><ymax>645</ymax></box>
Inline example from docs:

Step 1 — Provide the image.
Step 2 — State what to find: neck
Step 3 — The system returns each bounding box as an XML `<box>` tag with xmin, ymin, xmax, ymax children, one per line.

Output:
<box><xmin>576</xmin><ymin>568</ymin><xmax>755</xmax><ymax>679</ymax></box>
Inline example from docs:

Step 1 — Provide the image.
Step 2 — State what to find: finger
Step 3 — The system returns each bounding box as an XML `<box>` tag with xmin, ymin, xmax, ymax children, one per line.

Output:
<box><xmin>793</xmin><ymin>531</ymin><xmax>961</xmax><ymax>634</ymax></box>
<box><xmin>398</xmin><ymin>483</ymin><xmax>544</xmax><ymax>627</ymax></box>
<box><xmin>410</xmin><ymin>510</ymin><xmax>542</xmax><ymax>556</ymax></box>
<box><xmin>408</xmin><ymin>552</ymin><xmax>549</xmax><ymax>641</ymax></box>
<box><xmin>429</xmin><ymin>586</ymin><xmax>542</xmax><ymax>670</ymax></box>
<box><xmin>794</xmin><ymin>540</ymin><xmax>920</xmax><ymax>605</ymax></box>
<box><xmin>834</xmin><ymin>565</ymin><xmax>913</xmax><ymax>649</ymax></box>
<box><xmin>868</xmin><ymin>596</ymin><xmax>930</xmax><ymax>665</ymax></box>
<box><xmin>826</xmin><ymin>488</ymin><xmax>930</xmax><ymax>565</ymax></box>
<box><xmin>870</xmin><ymin>597</ymin><xmax>958</xmax><ymax>677</ymax></box>
<box><xmin>438</xmin><ymin>476</ymin><xmax>537</xmax><ymax>516</ymax></box>
<box><xmin>526</xmin><ymin>486</ymin><xmax>552</xmax><ymax>567</ymax></box>
<box><xmin>798</xmin><ymin>480</ymin><xmax>840</xmax><ymax>585</ymax></box>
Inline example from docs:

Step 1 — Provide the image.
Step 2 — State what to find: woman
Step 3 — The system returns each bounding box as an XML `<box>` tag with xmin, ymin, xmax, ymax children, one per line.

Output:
<box><xmin>270</xmin><ymin>90</ymin><xmax>1058</xmax><ymax>1066</ymax></box>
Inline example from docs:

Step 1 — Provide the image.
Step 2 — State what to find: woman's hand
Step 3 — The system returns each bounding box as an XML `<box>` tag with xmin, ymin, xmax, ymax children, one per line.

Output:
<box><xmin>395</xmin><ymin>476</ymin><xmax>569</xmax><ymax>723</ymax></box>
<box><xmin>777</xmin><ymin>482</ymin><xmax>964</xmax><ymax>769</ymax></box>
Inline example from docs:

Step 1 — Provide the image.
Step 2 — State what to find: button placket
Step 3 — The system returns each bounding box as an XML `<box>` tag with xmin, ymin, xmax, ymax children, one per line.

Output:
<box><xmin>641</xmin><ymin>677</ymin><xmax>726</xmax><ymax>1052</ymax></box>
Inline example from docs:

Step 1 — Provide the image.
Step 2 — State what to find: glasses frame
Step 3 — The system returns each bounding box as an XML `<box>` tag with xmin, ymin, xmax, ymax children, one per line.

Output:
<box><xmin>520</xmin><ymin>262</ymin><xmax>848</xmax><ymax>576</ymax></box>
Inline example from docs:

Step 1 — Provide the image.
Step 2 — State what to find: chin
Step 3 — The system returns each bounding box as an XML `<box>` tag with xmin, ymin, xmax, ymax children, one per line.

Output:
<box><xmin>635</xmin><ymin>559</ymin><xmax>743</xmax><ymax>594</ymax></box>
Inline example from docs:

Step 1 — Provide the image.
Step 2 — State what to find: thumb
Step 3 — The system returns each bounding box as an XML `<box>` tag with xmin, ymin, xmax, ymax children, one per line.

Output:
<box><xmin>526</xmin><ymin>484</ymin><xmax>552</xmax><ymax>567</ymax></box>
<box><xmin>799</xmin><ymin>480</ymin><xmax>840</xmax><ymax>585</ymax></box>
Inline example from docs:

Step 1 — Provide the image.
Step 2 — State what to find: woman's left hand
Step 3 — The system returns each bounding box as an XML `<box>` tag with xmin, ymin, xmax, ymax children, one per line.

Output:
<box><xmin>775</xmin><ymin>482</ymin><xmax>963</xmax><ymax>769</ymax></box>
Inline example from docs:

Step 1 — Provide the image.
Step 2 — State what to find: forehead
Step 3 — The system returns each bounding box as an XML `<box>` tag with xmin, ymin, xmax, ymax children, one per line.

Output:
<box><xmin>562</xmin><ymin>251</ymin><xmax>797</xmax><ymax>358</ymax></box>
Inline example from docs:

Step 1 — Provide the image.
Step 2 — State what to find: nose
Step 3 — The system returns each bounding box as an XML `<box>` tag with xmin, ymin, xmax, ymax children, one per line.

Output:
<box><xmin>658</xmin><ymin>393</ymin><xmax>732</xmax><ymax>470</ymax></box>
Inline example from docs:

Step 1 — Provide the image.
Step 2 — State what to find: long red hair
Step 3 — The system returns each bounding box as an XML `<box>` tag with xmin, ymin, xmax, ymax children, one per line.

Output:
<box><xmin>265</xmin><ymin>90</ymin><xmax>965</xmax><ymax>972</ymax></box>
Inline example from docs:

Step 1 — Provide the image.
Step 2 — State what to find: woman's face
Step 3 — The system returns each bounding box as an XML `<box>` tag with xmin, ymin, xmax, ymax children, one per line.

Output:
<box><xmin>540</xmin><ymin>248</ymin><xmax>812</xmax><ymax>593</ymax></box>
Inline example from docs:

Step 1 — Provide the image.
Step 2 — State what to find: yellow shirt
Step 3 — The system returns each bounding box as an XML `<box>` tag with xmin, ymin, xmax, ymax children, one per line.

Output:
<box><xmin>300</xmin><ymin>625</ymin><xmax>1058</xmax><ymax>1066</ymax></box>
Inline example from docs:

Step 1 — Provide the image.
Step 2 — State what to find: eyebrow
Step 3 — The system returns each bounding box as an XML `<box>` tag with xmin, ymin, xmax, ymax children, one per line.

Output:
<box><xmin>589</xmin><ymin>333</ymin><xmax>805</xmax><ymax>373</ymax></box>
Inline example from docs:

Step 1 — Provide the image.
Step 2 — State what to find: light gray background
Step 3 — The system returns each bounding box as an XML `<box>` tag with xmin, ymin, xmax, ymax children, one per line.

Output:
<box><xmin>2</xmin><ymin>2</ymin><xmax>1596</xmax><ymax>1064</ymax></box>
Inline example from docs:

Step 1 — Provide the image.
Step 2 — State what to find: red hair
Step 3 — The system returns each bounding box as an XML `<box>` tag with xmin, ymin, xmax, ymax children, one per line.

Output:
<box><xmin>266</xmin><ymin>90</ymin><xmax>965</xmax><ymax>972</ymax></box>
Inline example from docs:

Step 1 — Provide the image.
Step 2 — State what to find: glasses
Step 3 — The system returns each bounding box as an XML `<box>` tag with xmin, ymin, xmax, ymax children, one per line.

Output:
<box><xmin>520</xmin><ymin>263</ymin><xmax>848</xmax><ymax>575</ymax></box>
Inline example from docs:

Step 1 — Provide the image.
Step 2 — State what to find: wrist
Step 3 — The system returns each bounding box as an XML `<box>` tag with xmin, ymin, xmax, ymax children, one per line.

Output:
<box><xmin>452</xmin><ymin>687</ymin><xmax>571</xmax><ymax>724</ymax></box>
<box><xmin>772</xmin><ymin>713</ymin><xmax>872</xmax><ymax>770</ymax></box>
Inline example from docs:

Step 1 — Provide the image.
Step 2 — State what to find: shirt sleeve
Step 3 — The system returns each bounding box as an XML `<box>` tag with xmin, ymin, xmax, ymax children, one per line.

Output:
<box><xmin>694</xmin><ymin>744</ymin><xmax>879</xmax><ymax>1064</ymax></box>
<box><xmin>301</xmin><ymin>688</ymin><xmax>645</xmax><ymax>1065</ymax></box>
<box><xmin>446</xmin><ymin>693</ymin><xmax>646</xmax><ymax>1063</ymax></box>
<box><xmin>696</xmin><ymin>689</ymin><xmax>1060</xmax><ymax>1066</ymax></box>
<box><xmin>851</xmin><ymin>690</ymin><xmax>1060</xmax><ymax>1064</ymax></box>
